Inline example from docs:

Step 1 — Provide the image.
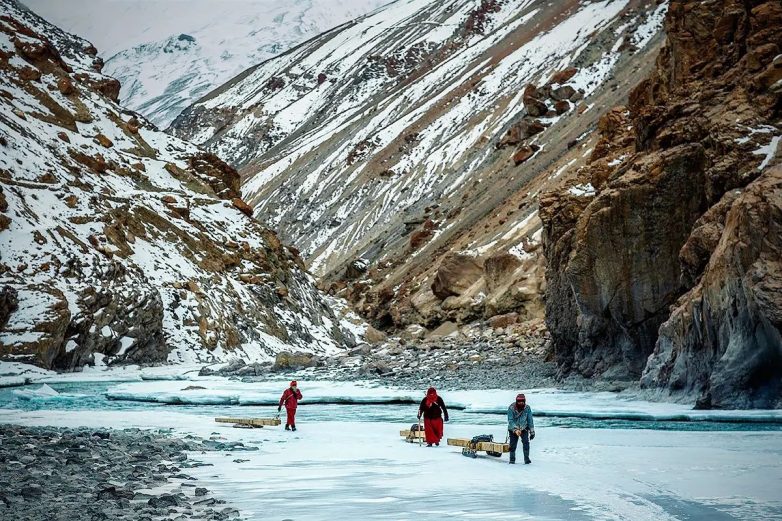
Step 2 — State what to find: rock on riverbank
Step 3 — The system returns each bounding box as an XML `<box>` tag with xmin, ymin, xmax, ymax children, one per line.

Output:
<box><xmin>0</xmin><ymin>425</ymin><xmax>250</xmax><ymax>520</ymax></box>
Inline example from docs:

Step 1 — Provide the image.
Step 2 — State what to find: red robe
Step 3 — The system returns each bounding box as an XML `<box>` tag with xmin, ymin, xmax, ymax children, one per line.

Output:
<box><xmin>279</xmin><ymin>388</ymin><xmax>302</xmax><ymax>426</ymax></box>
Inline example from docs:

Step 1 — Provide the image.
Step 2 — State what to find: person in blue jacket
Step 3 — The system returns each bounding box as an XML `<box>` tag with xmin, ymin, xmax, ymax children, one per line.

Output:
<box><xmin>507</xmin><ymin>393</ymin><xmax>535</xmax><ymax>464</ymax></box>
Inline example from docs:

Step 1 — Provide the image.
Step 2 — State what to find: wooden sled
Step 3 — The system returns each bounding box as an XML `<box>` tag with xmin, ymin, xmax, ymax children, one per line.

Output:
<box><xmin>400</xmin><ymin>429</ymin><xmax>426</xmax><ymax>442</ymax></box>
<box><xmin>447</xmin><ymin>437</ymin><xmax>510</xmax><ymax>458</ymax></box>
<box><xmin>215</xmin><ymin>417</ymin><xmax>281</xmax><ymax>428</ymax></box>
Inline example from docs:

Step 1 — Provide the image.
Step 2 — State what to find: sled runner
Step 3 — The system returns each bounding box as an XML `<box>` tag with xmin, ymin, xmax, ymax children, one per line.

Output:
<box><xmin>215</xmin><ymin>417</ymin><xmax>282</xmax><ymax>428</ymax></box>
<box><xmin>447</xmin><ymin>436</ymin><xmax>510</xmax><ymax>458</ymax></box>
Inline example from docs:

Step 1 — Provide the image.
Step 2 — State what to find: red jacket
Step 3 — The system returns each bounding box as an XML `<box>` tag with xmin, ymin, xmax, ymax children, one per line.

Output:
<box><xmin>279</xmin><ymin>388</ymin><xmax>302</xmax><ymax>410</ymax></box>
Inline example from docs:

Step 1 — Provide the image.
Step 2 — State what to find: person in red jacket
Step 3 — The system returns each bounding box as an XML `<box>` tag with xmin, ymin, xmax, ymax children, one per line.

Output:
<box><xmin>278</xmin><ymin>380</ymin><xmax>302</xmax><ymax>431</ymax></box>
<box><xmin>418</xmin><ymin>387</ymin><xmax>449</xmax><ymax>447</ymax></box>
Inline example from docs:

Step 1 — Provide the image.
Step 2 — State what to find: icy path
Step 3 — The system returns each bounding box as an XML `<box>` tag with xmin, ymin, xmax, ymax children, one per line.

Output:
<box><xmin>2</xmin><ymin>408</ymin><xmax>781</xmax><ymax>520</ymax></box>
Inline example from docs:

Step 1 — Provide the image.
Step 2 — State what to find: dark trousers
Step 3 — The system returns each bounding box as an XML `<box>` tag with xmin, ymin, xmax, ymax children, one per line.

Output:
<box><xmin>508</xmin><ymin>429</ymin><xmax>530</xmax><ymax>463</ymax></box>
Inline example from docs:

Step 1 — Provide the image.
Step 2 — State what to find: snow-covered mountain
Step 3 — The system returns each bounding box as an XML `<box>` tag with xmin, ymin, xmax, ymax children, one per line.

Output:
<box><xmin>171</xmin><ymin>0</ymin><xmax>667</xmax><ymax>329</ymax></box>
<box><xmin>22</xmin><ymin>0</ymin><xmax>390</xmax><ymax>128</ymax></box>
<box><xmin>0</xmin><ymin>0</ymin><xmax>359</xmax><ymax>370</ymax></box>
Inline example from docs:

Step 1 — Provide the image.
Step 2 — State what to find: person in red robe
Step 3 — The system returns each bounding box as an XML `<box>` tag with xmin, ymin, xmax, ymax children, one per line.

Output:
<box><xmin>278</xmin><ymin>380</ymin><xmax>302</xmax><ymax>431</ymax></box>
<box><xmin>418</xmin><ymin>387</ymin><xmax>449</xmax><ymax>446</ymax></box>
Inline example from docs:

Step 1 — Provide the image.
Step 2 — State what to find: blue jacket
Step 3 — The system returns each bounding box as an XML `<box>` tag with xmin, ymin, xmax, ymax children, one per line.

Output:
<box><xmin>507</xmin><ymin>403</ymin><xmax>534</xmax><ymax>432</ymax></box>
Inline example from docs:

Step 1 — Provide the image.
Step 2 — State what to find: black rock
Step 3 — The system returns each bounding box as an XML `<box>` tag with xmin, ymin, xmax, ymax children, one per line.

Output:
<box><xmin>148</xmin><ymin>494</ymin><xmax>179</xmax><ymax>508</ymax></box>
<box><xmin>21</xmin><ymin>484</ymin><xmax>44</xmax><ymax>498</ymax></box>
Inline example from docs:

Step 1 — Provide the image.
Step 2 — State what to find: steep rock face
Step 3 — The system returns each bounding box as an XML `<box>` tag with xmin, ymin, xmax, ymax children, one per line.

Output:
<box><xmin>644</xmin><ymin>166</ymin><xmax>782</xmax><ymax>408</ymax></box>
<box><xmin>541</xmin><ymin>0</ymin><xmax>782</xmax><ymax>406</ymax></box>
<box><xmin>0</xmin><ymin>0</ymin><xmax>356</xmax><ymax>369</ymax></box>
<box><xmin>172</xmin><ymin>0</ymin><xmax>667</xmax><ymax>336</ymax></box>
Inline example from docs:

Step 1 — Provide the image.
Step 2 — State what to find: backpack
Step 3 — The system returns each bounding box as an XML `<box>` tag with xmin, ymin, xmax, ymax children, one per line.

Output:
<box><xmin>470</xmin><ymin>434</ymin><xmax>493</xmax><ymax>444</ymax></box>
<box><xmin>410</xmin><ymin>423</ymin><xmax>423</xmax><ymax>431</ymax></box>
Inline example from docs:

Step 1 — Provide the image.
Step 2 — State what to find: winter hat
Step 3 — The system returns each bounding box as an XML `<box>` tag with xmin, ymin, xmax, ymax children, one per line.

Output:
<box><xmin>290</xmin><ymin>380</ymin><xmax>298</xmax><ymax>387</ymax></box>
<box><xmin>427</xmin><ymin>387</ymin><xmax>437</xmax><ymax>396</ymax></box>
<box><xmin>516</xmin><ymin>393</ymin><xmax>526</xmax><ymax>401</ymax></box>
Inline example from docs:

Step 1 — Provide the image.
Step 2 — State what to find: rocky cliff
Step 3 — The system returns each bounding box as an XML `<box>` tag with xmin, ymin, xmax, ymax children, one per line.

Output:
<box><xmin>540</xmin><ymin>0</ymin><xmax>782</xmax><ymax>407</ymax></box>
<box><xmin>170</xmin><ymin>0</ymin><xmax>668</xmax><ymax>340</ymax></box>
<box><xmin>0</xmin><ymin>0</ymin><xmax>357</xmax><ymax>370</ymax></box>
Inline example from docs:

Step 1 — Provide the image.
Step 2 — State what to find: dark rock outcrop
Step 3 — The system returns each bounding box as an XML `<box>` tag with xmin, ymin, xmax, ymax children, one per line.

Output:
<box><xmin>541</xmin><ymin>0</ymin><xmax>782</xmax><ymax>406</ymax></box>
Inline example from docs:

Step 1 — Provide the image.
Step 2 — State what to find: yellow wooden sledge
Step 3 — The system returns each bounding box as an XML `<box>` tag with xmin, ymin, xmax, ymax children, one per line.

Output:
<box><xmin>215</xmin><ymin>417</ymin><xmax>281</xmax><ymax>428</ymax></box>
<box><xmin>447</xmin><ymin>437</ymin><xmax>510</xmax><ymax>458</ymax></box>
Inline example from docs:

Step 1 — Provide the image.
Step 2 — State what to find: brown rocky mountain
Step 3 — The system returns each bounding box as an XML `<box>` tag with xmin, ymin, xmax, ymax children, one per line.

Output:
<box><xmin>541</xmin><ymin>0</ymin><xmax>782</xmax><ymax>408</ymax></box>
<box><xmin>0</xmin><ymin>0</ymin><xmax>358</xmax><ymax>370</ymax></box>
<box><xmin>170</xmin><ymin>0</ymin><xmax>668</xmax><ymax>341</ymax></box>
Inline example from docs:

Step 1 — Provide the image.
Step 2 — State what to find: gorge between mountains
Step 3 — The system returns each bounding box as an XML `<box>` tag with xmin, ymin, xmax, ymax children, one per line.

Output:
<box><xmin>1</xmin><ymin>0</ymin><xmax>782</xmax><ymax>410</ymax></box>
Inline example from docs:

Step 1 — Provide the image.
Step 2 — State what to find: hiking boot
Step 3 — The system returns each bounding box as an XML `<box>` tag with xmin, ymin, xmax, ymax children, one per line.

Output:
<box><xmin>426</xmin><ymin>443</ymin><xmax>433</xmax><ymax>447</ymax></box>
<box><xmin>435</xmin><ymin>442</ymin><xmax>439</xmax><ymax>447</ymax></box>
<box><xmin>291</xmin><ymin>426</ymin><xmax>297</xmax><ymax>432</ymax></box>
<box><xmin>285</xmin><ymin>425</ymin><xmax>290</xmax><ymax>431</ymax></box>
<box><xmin>524</xmin><ymin>459</ymin><xmax>532</xmax><ymax>465</ymax></box>
<box><xmin>509</xmin><ymin>460</ymin><xmax>516</xmax><ymax>465</ymax></box>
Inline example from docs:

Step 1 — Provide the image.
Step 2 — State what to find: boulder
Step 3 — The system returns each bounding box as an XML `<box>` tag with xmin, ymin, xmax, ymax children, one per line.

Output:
<box><xmin>487</xmin><ymin>312</ymin><xmax>519</xmax><ymax>329</ymax></box>
<box><xmin>523</xmin><ymin>97</ymin><xmax>548</xmax><ymax>117</ymax></box>
<box><xmin>231</xmin><ymin>198</ymin><xmax>254</xmax><ymax>217</ymax></box>
<box><xmin>549</xmin><ymin>67</ymin><xmax>578</xmax><ymax>84</ymax></box>
<box><xmin>272</xmin><ymin>351</ymin><xmax>320</xmax><ymax>371</ymax></box>
<box><xmin>497</xmin><ymin>119</ymin><xmax>545</xmax><ymax>148</ymax></box>
<box><xmin>18</xmin><ymin>66</ymin><xmax>41</xmax><ymax>81</ymax></box>
<box><xmin>522</xmin><ymin>84</ymin><xmax>548</xmax><ymax>116</ymax></box>
<box><xmin>554</xmin><ymin>100</ymin><xmax>570</xmax><ymax>115</ymax></box>
<box><xmin>512</xmin><ymin>144</ymin><xmax>539</xmax><ymax>165</ymax></box>
<box><xmin>57</xmin><ymin>77</ymin><xmax>74</xmax><ymax>95</ymax></box>
<box><xmin>431</xmin><ymin>252</ymin><xmax>483</xmax><ymax>300</ymax></box>
<box><xmin>550</xmin><ymin>85</ymin><xmax>576</xmax><ymax>101</ymax></box>
<box><xmin>94</xmin><ymin>134</ymin><xmax>113</xmax><ymax>148</ymax></box>
<box><xmin>364</xmin><ymin>325</ymin><xmax>387</xmax><ymax>344</ymax></box>
<box><xmin>428</xmin><ymin>321</ymin><xmax>459</xmax><ymax>338</ymax></box>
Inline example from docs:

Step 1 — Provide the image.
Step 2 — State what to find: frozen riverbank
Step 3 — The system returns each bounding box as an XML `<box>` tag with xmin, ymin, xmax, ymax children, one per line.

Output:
<box><xmin>101</xmin><ymin>380</ymin><xmax>782</xmax><ymax>424</ymax></box>
<box><xmin>2</xmin><ymin>408</ymin><xmax>781</xmax><ymax>520</ymax></box>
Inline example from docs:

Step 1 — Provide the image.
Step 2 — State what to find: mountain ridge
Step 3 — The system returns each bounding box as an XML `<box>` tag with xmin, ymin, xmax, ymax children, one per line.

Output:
<box><xmin>0</xmin><ymin>0</ymin><xmax>359</xmax><ymax>370</ymax></box>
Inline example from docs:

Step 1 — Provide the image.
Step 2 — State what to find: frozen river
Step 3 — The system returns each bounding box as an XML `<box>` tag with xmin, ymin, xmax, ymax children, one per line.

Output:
<box><xmin>2</xmin><ymin>372</ymin><xmax>782</xmax><ymax>520</ymax></box>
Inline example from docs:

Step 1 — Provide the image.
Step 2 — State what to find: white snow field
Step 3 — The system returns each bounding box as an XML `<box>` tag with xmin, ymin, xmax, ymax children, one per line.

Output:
<box><xmin>22</xmin><ymin>0</ymin><xmax>391</xmax><ymax>126</ymax></box>
<box><xmin>2</xmin><ymin>407</ymin><xmax>781</xmax><ymax>520</ymax></box>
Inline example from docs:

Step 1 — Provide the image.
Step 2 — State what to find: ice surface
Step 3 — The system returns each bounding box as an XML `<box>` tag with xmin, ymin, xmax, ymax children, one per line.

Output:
<box><xmin>2</xmin><ymin>408</ymin><xmax>781</xmax><ymax>520</ymax></box>
<box><xmin>11</xmin><ymin>383</ymin><xmax>59</xmax><ymax>400</ymax></box>
<box><xmin>102</xmin><ymin>380</ymin><xmax>782</xmax><ymax>423</ymax></box>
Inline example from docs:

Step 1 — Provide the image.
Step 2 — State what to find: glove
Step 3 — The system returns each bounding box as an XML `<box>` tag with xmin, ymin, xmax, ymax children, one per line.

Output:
<box><xmin>530</xmin><ymin>430</ymin><xmax>536</xmax><ymax>441</ymax></box>
<box><xmin>444</xmin><ymin>416</ymin><xmax>449</xmax><ymax>423</ymax></box>
<box><xmin>277</xmin><ymin>406</ymin><xmax>281</xmax><ymax>412</ymax></box>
